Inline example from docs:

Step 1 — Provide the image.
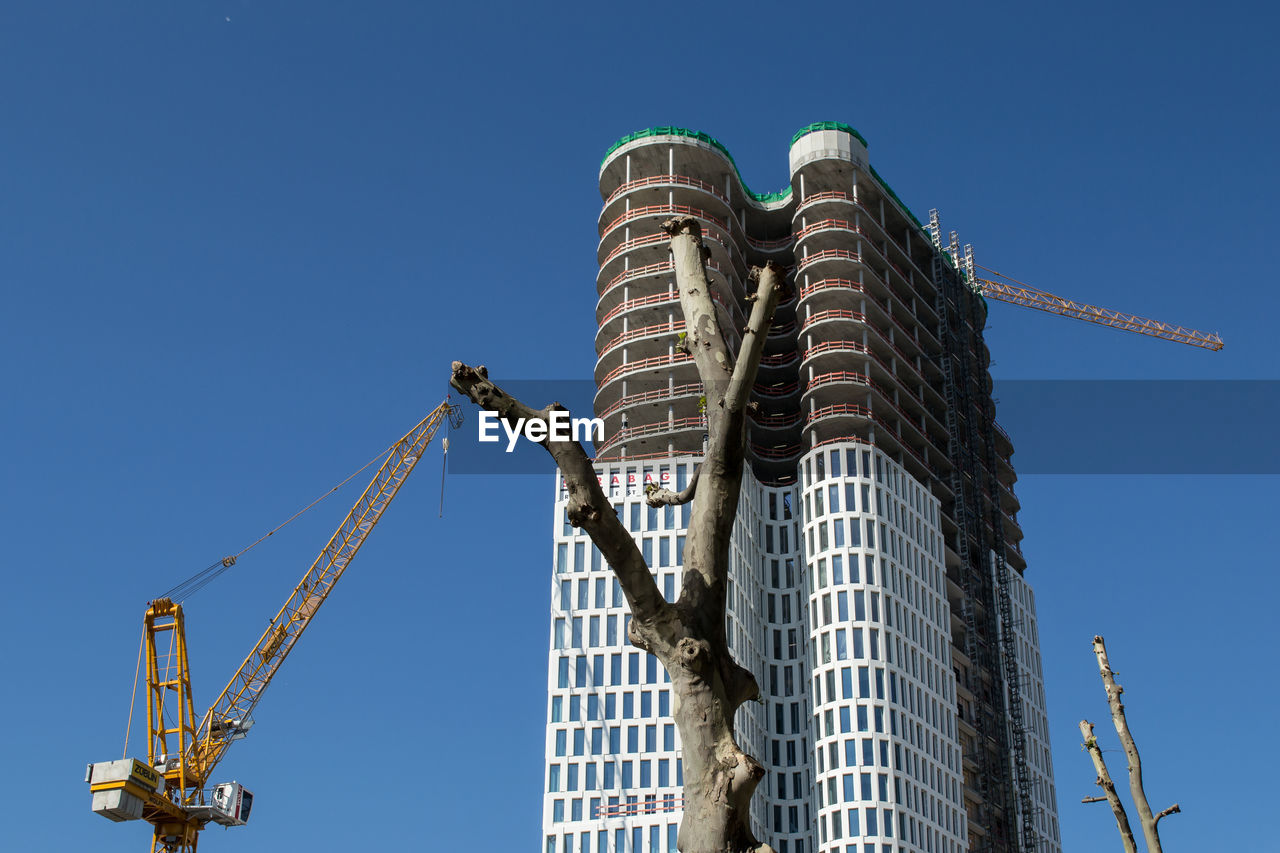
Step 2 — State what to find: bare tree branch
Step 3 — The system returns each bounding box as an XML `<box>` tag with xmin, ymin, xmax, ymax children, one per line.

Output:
<box><xmin>662</xmin><ymin>221</ymin><xmax>785</xmax><ymax>598</ymax></box>
<box><xmin>1155</xmin><ymin>804</ymin><xmax>1182</xmax><ymax>825</ymax></box>
<box><xmin>725</xmin><ymin>262</ymin><xmax>786</xmax><ymax>415</ymax></box>
<box><xmin>1081</xmin><ymin>796</ymin><xmax>1107</xmax><ymax>804</ymax></box>
<box><xmin>1094</xmin><ymin>635</ymin><xmax>1169</xmax><ymax>853</ymax></box>
<box><xmin>1080</xmin><ymin>720</ymin><xmax>1138</xmax><ymax>853</ymax></box>
<box><xmin>448</xmin><ymin>362</ymin><xmax>671</xmax><ymax>641</ymax></box>
<box><xmin>645</xmin><ymin>464</ymin><xmax>700</xmax><ymax>507</ymax></box>
<box><xmin>662</xmin><ymin>217</ymin><xmax>734</xmax><ymax>417</ymax></box>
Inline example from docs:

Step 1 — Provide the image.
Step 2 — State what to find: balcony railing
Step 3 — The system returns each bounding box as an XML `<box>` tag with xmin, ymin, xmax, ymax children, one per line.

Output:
<box><xmin>749</xmin><ymin>409</ymin><xmax>802</xmax><ymax>428</ymax></box>
<box><xmin>598</xmin><ymin>352</ymin><xmax>694</xmax><ymax>387</ymax></box>
<box><xmin>595</xmin><ymin>796</ymin><xmax>685</xmax><ymax>818</ymax></box>
<box><xmin>601</xmin><ymin>203</ymin><xmax>729</xmax><ymax>241</ymax></box>
<box><xmin>594</xmin><ymin>414</ymin><xmax>707</xmax><ymax>457</ymax></box>
<box><xmin>600</xmin><ymin>257</ymin><xmax>725</xmax><ymax>297</ymax></box>
<box><xmin>751</xmin><ymin>442</ymin><xmax>801</xmax><ymax>460</ymax></box>
<box><xmin>807</xmin><ymin>404</ymin><xmax>941</xmax><ymax>478</ymax></box>
<box><xmin>597</xmin><ymin>381</ymin><xmax>704</xmax><ymax>421</ymax></box>
<box><xmin>796</xmin><ymin>248</ymin><xmax>862</xmax><ymax>272</ymax></box>
<box><xmin>801</xmin><ymin>308</ymin><xmax>867</xmax><ymax>329</ymax></box>
<box><xmin>597</xmin><ymin>320</ymin><xmax>685</xmax><ymax>359</ymax></box>
<box><xmin>603</xmin><ymin>173</ymin><xmax>729</xmax><ymax>207</ymax></box>
<box><xmin>599</xmin><ymin>288</ymin><xmax>734</xmax><ymax>328</ymax></box>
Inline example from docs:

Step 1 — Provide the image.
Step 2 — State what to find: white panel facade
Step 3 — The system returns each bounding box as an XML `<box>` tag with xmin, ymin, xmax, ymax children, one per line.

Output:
<box><xmin>801</xmin><ymin>443</ymin><xmax>966</xmax><ymax>853</ymax></box>
<box><xmin>543</xmin><ymin>457</ymin><xmax>773</xmax><ymax>853</ymax></box>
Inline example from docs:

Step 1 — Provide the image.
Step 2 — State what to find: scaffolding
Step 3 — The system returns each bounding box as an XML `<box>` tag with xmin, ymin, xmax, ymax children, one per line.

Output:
<box><xmin>929</xmin><ymin>210</ymin><xmax>1038</xmax><ymax>853</ymax></box>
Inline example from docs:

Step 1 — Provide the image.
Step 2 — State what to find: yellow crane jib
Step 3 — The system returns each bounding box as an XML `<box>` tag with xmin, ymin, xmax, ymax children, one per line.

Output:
<box><xmin>87</xmin><ymin>399</ymin><xmax>461</xmax><ymax>853</ymax></box>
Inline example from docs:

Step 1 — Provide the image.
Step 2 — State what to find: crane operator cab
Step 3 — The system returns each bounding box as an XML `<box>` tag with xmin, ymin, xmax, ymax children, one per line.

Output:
<box><xmin>209</xmin><ymin>782</ymin><xmax>254</xmax><ymax>826</ymax></box>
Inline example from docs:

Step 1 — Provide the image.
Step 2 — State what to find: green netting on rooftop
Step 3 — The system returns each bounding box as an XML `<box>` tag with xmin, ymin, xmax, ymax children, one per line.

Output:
<box><xmin>600</xmin><ymin>124</ymin><xmax>940</xmax><ymax>241</ymax></box>
<box><xmin>790</xmin><ymin>121</ymin><xmax>869</xmax><ymax>149</ymax></box>
<box><xmin>601</xmin><ymin>127</ymin><xmax>791</xmax><ymax>204</ymax></box>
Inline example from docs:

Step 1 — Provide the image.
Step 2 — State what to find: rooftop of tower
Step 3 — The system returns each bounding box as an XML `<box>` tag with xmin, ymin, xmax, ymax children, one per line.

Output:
<box><xmin>600</xmin><ymin>122</ymin><xmax>929</xmax><ymax>233</ymax></box>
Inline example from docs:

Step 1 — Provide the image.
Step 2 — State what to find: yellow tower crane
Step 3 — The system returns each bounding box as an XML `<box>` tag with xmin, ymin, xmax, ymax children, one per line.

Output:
<box><xmin>86</xmin><ymin>399</ymin><xmax>462</xmax><ymax>852</ymax></box>
<box><xmin>927</xmin><ymin>208</ymin><xmax>1225</xmax><ymax>351</ymax></box>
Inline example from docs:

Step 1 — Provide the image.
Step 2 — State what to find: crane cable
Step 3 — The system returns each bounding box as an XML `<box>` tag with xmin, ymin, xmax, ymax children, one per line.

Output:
<box><xmin>974</xmin><ymin>262</ymin><xmax>1044</xmax><ymax>293</ymax></box>
<box><xmin>155</xmin><ymin>437</ymin><xmax>403</xmax><ymax>603</ymax></box>
<box><xmin>123</xmin><ymin>630</ymin><xmax>144</xmax><ymax>758</ymax></box>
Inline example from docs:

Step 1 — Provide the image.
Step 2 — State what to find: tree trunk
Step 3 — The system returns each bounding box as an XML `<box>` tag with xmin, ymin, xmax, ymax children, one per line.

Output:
<box><xmin>1079</xmin><ymin>719</ymin><xmax>1137</xmax><ymax>853</ymax></box>
<box><xmin>1091</xmin><ymin>635</ymin><xmax>1179</xmax><ymax>853</ymax></box>
<box><xmin>450</xmin><ymin>218</ymin><xmax>785</xmax><ymax>853</ymax></box>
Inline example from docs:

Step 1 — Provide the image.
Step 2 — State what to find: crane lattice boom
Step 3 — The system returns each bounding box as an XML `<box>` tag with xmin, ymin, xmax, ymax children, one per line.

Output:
<box><xmin>926</xmin><ymin>207</ymin><xmax>1222</xmax><ymax>351</ymax></box>
<box><xmin>975</xmin><ymin>268</ymin><xmax>1223</xmax><ymax>351</ymax></box>
<box><xmin>187</xmin><ymin>399</ymin><xmax>457</xmax><ymax>787</ymax></box>
<box><xmin>87</xmin><ymin>399</ymin><xmax>459</xmax><ymax>853</ymax></box>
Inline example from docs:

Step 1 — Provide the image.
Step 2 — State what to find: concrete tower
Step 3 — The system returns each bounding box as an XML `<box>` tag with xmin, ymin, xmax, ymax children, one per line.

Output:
<box><xmin>542</xmin><ymin>124</ymin><xmax>1060</xmax><ymax>853</ymax></box>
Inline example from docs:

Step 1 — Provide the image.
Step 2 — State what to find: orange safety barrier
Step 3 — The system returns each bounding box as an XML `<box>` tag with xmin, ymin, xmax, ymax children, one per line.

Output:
<box><xmin>797</xmin><ymin>248</ymin><xmax>862</xmax><ymax>271</ymax></box>
<box><xmin>802</xmin><ymin>308</ymin><xmax>867</xmax><ymax>329</ymax></box>
<box><xmin>597</xmin><ymin>321</ymin><xmax>686</xmax><ymax>357</ymax></box>
<box><xmin>601</xmin><ymin>203</ymin><xmax>730</xmax><ymax>240</ymax></box>
<box><xmin>597</xmin><ymin>382</ymin><xmax>705</xmax><ymax>420</ymax></box>
<box><xmin>796</xmin><ymin>190</ymin><xmax>855</xmax><ymax>209</ymax></box>
<box><xmin>604</xmin><ymin>173</ymin><xmax>729</xmax><ymax>207</ymax></box>
<box><xmin>801</xmin><ymin>339</ymin><xmax>934</xmax><ymax>398</ymax></box>
<box><xmin>795</xmin><ymin>191</ymin><xmax>937</xmax><ymax>286</ymax></box>
<box><xmin>807</xmin><ymin>373</ymin><xmax>945</xmax><ymax>444</ymax></box>
<box><xmin>598</xmin><ymin>352</ymin><xmax>695</xmax><ymax>387</ymax></box>
<box><xmin>794</xmin><ymin>218</ymin><xmax>862</xmax><ymax>242</ymax></box>
<box><xmin>753</xmin><ymin>380</ymin><xmax>800</xmax><ymax>397</ymax></box>
<box><xmin>749</xmin><ymin>410</ymin><xmax>802</xmax><ymax>428</ymax></box>
<box><xmin>745</xmin><ymin>234</ymin><xmax>794</xmax><ymax>251</ymax></box>
<box><xmin>598</xmin><ymin>288</ymin><xmax>737</xmax><ymax>328</ymax></box>
<box><xmin>799</xmin><ymin>277</ymin><xmax>861</xmax><ymax>300</ymax></box>
<box><xmin>601</xmin><ymin>229</ymin><xmax>742</xmax><ymax>270</ymax></box>
<box><xmin>599</xmin><ymin>291</ymin><xmax>679</xmax><ymax>326</ymax></box>
<box><xmin>808</xmin><ymin>370</ymin><xmax>870</xmax><ymax>389</ymax></box>
<box><xmin>807</xmin><ymin>405</ymin><xmax>940</xmax><ymax>476</ymax></box>
<box><xmin>594</xmin><ymin>448</ymin><xmax>698</xmax><ymax>464</ymax></box>
<box><xmin>600</xmin><ymin>232</ymin><xmax>672</xmax><ymax>267</ymax></box>
<box><xmin>599</xmin><ymin>257</ymin><xmax>728</xmax><ymax>298</ymax></box>
<box><xmin>595</xmin><ymin>796</ymin><xmax>686</xmax><ymax>819</ymax></box>
<box><xmin>803</xmin><ymin>339</ymin><xmax>870</xmax><ymax>359</ymax></box>
<box><xmin>594</xmin><ymin>415</ymin><xmax>707</xmax><ymax>457</ymax></box>
<box><xmin>751</xmin><ymin>442</ymin><xmax>802</xmax><ymax>459</ymax></box>
<box><xmin>809</xmin><ymin>434</ymin><xmax>872</xmax><ymax>452</ymax></box>
<box><xmin>808</xmin><ymin>402</ymin><xmax>872</xmax><ymax>420</ymax></box>
<box><xmin>798</xmin><ymin>307</ymin><xmax>931</xmax><ymax>379</ymax></box>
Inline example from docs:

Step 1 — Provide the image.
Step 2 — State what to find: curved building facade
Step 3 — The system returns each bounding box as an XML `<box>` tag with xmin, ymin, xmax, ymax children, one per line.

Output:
<box><xmin>543</xmin><ymin>124</ymin><xmax>1060</xmax><ymax>853</ymax></box>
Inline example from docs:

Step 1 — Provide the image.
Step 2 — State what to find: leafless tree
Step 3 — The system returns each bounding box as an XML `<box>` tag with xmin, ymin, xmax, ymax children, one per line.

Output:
<box><xmin>450</xmin><ymin>218</ymin><xmax>785</xmax><ymax>853</ymax></box>
<box><xmin>1080</xmin><ymin>635</ymin><xmax>1179</xmax><ymax>853</ymax></box>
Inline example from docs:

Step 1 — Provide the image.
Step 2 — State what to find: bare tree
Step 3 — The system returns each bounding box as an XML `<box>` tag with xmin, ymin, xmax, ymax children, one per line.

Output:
<box><xmin>450</xmin><ymin>218</ymin><xmax>785</xmax><ymax>853</ymax></box>
<box><xmin>1079</xmin><ymin>720</ymin><xmax>1137</xmax><ymax>853</ymax></box>
<box><xmin>1081</xmin><ymin>635</ymin><xmax>1180</xmax><ymax>853</ymax></box>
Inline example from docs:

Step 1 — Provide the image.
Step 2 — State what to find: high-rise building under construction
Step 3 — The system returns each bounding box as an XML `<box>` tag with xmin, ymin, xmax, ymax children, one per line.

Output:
<box><xmin>543</xmin><ymin>124</ymin><xmax>1060</xmax><ymax>853</ymax></box>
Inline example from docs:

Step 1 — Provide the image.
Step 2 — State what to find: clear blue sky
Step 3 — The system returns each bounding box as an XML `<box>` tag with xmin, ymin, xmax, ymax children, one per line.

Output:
<box><xmin>2</xmin><ymin>2</ymin><xmax>1274</xmax><ymax>851</ymax></box>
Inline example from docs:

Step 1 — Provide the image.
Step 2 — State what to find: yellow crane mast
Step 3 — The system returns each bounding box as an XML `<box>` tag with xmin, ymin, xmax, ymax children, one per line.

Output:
<box><xmin>87</xmin><ymin>399</ymin><xmax>461</xmax><ymax>852</ymax></box>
